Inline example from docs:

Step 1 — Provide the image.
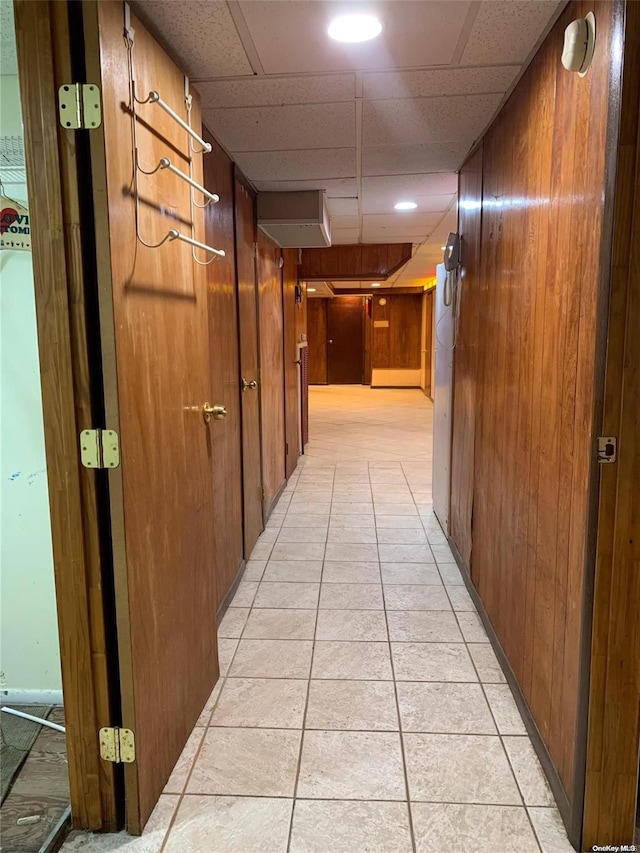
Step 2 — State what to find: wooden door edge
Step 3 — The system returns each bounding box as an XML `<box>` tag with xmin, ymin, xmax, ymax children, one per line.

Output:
<box><xmin>15</xmin><ymin>0</ymin><xmax>121</xmax><ymax>831</ymax></box>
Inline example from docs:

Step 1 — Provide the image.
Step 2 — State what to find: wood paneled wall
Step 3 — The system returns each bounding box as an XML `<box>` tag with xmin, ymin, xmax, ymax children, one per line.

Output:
<box><xmin>257</xmin><ymin>231</ymin><xmax>285</xmax><ymax>513</ymax></box>
<box><xmin>448</xmin><ymin>0</ymin><xmax>621</xmax><ymax>830</ymax></box>
<box><xmin>282</xmin><ymin>248</ymin><xmax>300</xmax><ymax>477</ymax></box>
<box><xmin>307</xmin><ymin>298</ymin><xmax>328</xmax><ymax>384</ymax></box>
<box><xmin>300</xmin><ymin>243</ymin><xmax>411</xmax><ymax>280</ymax></box>
<box><xmin>371</xmin><ymin>294</ymin><xmax>422</xmax><ymax>369</ymax></box>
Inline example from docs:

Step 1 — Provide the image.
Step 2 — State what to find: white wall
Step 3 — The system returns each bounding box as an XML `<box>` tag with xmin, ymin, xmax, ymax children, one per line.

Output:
<box><xmin>0</xmin><ymin>74</ymin><xmax>62</xmax><ymax>700</ymax></box>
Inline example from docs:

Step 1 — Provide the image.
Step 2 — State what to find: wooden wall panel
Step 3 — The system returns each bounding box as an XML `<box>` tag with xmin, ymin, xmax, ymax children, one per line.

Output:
<box><xmin>257</xmin><ymin>231</ymin><xmax>285</xmax><ymax>513</ymax></box>
<box><xmin>282</xmin><ymin>248</ymin><xmax>300</xmax><ymax>478</ymax></box>
<box><xmin>307</xmin><ymin>298</ymin><xmax>327</xmax><ymax>384</ymax></box>
<box><xmin>371</xmin><ymin>294</ymin><xmax>421</xmax><ymax>369</ymax></box>
<box><xmin>448</xmin><ymin>0</ymin><xmax>620</xmax><ymax>824</ymax></box>
<box><xmin>300</xmin><ymin>243</ymin><xmax>412</xmax><ymax>280</ymax></box>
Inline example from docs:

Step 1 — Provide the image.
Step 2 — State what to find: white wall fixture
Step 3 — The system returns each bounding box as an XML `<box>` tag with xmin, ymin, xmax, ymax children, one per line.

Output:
<box><xmin>561</xmin><ymin>12</ymin><xmax>596</xmax><ymax>76</ymax></box>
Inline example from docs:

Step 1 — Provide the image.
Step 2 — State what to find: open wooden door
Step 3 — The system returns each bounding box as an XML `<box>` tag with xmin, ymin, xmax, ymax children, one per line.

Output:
<box><xmin>83</xmin><ymin>2</ymin><xmax>219</xmax><ymax>832</ymax></box>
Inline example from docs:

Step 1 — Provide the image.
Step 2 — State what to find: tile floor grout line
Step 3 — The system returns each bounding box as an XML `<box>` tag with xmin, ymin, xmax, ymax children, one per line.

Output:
<box><xmin>285</xmin><ymin>461</ymin><xmax>335</xmax><ymax>853</ymax></box>
<box><xmin>372</xmin><ymin>461</ymin><xmax>419</xmax><ymax>853</ymax></box>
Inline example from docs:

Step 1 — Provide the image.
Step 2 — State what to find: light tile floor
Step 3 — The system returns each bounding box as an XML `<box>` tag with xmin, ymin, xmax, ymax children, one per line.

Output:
<box><xmin>63</xmin><ymin>387</ymin><xmax>573</xmax><ymax>852</ymax></box>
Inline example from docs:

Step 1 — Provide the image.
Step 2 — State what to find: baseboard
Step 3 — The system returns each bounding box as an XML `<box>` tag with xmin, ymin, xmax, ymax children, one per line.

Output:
<box><xmin>217</xmin><ymin>559</ymin><xmax>247</xmax><ymax>623</ymax></box>
<box><xmin>1</xmin><ymin>689</ymin><xmax>64</xmax><ymax>705</ymax></box>
<box><xmin>264</xmin><ymin>480</ymin><xmax>287</xmax><ymax>521</ymax></box>
<box><xmin>371</xmin><ymin>385</ymin><xmax>421</xmax><ymax>389</ymax></box>
<box><xmin>448</xmin><ymin>538</ymin><xmax>576</xmax><ymax>849</ymax></box>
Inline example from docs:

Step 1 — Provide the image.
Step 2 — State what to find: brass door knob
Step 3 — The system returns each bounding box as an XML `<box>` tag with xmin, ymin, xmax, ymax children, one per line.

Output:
<box><xmin>241</xmin><ymin>378</ymin><xmax>258</xmax><ymax>391</ymax></box>
<box><xmin>202</xmin><ymin>403</ymin><xmax>227</xmax><ymax>423</ymax></box>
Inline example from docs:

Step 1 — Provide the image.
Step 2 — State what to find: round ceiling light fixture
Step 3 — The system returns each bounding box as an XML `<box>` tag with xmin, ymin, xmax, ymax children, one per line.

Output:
<box><xmin>394</xmin><ymin>201</ymin><xmax>417</xmax><ymax>211</ymax></box>
<box><xmin>328</xmin><ymin>14</ymin><xmax>382</xmax><ymax>43</ymax></box>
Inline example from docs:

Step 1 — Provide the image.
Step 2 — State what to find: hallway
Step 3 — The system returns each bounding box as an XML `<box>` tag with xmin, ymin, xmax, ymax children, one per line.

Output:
<box><xmin>64</xmin><ymin>387</ymin><xmax>572</xmax><ymax>852</ymax></box>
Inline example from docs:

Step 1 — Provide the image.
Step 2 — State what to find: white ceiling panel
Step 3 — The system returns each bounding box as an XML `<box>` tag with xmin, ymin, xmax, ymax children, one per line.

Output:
<box><xmin>327</xmin><ymin>197</ymin><xmax>359</xmax><ymax>217</ymax></box>
<box><xmin>331</xmin><ymin>228</ymin><xmax>360</xmax><ymax>245</ymax></box>
<box><xmin>362</xmin><ymin>173</ymin><xmax>457</xmax><ymax>214</ymax></box>
<box><xmin>0</xmin><ymin>0</ymin><xmax>16</xmax><ymax>75</ymax></box>
<box><xmin>461</xmin><ymin>0</ymin><xmax>562</xmax><ymax>66</ymax></box>
<box><xmin>132</xmin><ymin>1</ymin><xmax>253</xmax><ymax>78</ymax></box>
<box><xmin>232</xmin><ymin>149</ymin><xmax>356</xmax><ymax>182</ymax></box>
<box><xmin>363</xmin><ymin>212</ymin><xmax>442</xmax><ymax>231</ymax></box>
<box><xmin>253</xmin><ymin>178</ymin><xmax>358</xmax><ymax>197</ymax></box>
<box><xmin>363</xmin><ymin>65</ymin><xmax>521</xmax><ymax>101</ymax></box>
<box><xmin>203</xmin><ymin>102</ymin><xmax>355</xmax><ymax>152</ymax></box>
<box><xmin>197</xmin><ymin>74</ymin><xmax>356</xmax><ymax>106</ymax></box>
<box><xmin>331</xmin><ymin>215</ymin><xmax>360</xmax><ymax>230</ymax></box>
<box><xmin>363</xmin><ymin>140</ymin><xmax>473</xmax><ymax>176</ymax></box>
<box><xmin>363</xmin><ymin>93</ymin><xmax>504</xmax><ymax>147</ymax></box>
<box><xmin>238</xmin><ymin>0</ymin><xmax>473</xmax><ymax>74</ymax></box>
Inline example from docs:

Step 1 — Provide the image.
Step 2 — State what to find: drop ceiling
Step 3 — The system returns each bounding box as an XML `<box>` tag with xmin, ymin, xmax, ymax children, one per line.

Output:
<box><xmin>134</xmin><ymin>0</ymin><xmax>564</xmax><ymax>287</ymax></box>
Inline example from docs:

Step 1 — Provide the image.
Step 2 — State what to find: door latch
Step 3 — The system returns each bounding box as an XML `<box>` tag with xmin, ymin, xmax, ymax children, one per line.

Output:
<box><xmin>597</xmin><ymin>436</ymin><xmax>617</xmax><ymax>464</ymax></box>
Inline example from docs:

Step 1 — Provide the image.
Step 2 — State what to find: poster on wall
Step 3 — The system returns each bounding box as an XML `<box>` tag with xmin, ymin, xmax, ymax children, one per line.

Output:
<box><xmin>0</xmin><ymin>197</ymin><xmax>31</xmax><ymax>251</ymax></box>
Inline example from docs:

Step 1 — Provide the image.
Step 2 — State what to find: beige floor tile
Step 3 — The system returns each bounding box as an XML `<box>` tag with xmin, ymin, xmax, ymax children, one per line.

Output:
<box><xmin>262</xmin><ymin>561</ymin><xmax>323</xmax><ymax>583</ymax></box>
<box><xmin>438</xmin><ymin>563</ymin><xmax>465</xmax><ymax>585</ymax></box>
<box><xmin>383</xmin><ymin>584</ymin><xmax>451</xmax><ymax>611</ymax></box>
<box><xmin>249</xmin><ymin>541</ymin><xmax>275</xmax><ymax>561</ymax></box>
<box><xmin>392</xmin><ymin>642</ymin><xmax>477</xmax><ymax>682</ymax></box>
<box><xmin>376</xmin><ymin>515</ymin><xmax>423</xmax><ymax>529</ymax></box>
<box><xmin>230</xmin><ymin>581</ymin><xmax>258</xmax><ymax>607</ymax></box>
<box><xmin>404</xmin><ymin>734</ymin><xmax>521</xmax><ymax>804</ymax></box>
<box><xmin>243</xmin><ymin>560</ymin><xmax>266</xmax><ymax>581</ymax></box>
<box><xmin>163</xmin><ymin>727</ymin><xmax>205</xmax><ymax>794</ymax></box>
<box><xmin>297</xmin><ymin>731</ymin><xmax>406</xmax><ymax>800</ymax></box>
<box><xmin>330</xmin><ymin>508</ymin><xmax>375</xmax><ymax>522</ymax></box>
<box><xmin>484</xmin><ymin>684</ymin><xmax>528</xmax><ymax>734</ymax></box>
<box><xmin>377</xmin><ymin>528</ymin><xmax>427</xmax><ymax>544</ymax></box>
<box><xmin>218</xmin><ymin>607</ymin><xmax>250</xmax><ymax>639</ymax></box>
<box><xmin>229</xmin><ymin>639</ymin><xmax>313</xmax><ymax>679</ymax></box>
<box><xmin>327</xmin><ymin>526</ymin><xmax>377</xmax><ymax>544</ymax></box>
<box><xmin>319</xmin><ymin>582</ymin><xmax>383</xmax><ymax>610</ymax></box>
<box><xmin>217</xmin><ymin>638</ymin><xmax>239</xmax><ymax>676</ymax></box>
<box><xmin>290</xmin><ymin>800</ymin><xmax>412</xmax><ymax>853</ymax></box>
<box><xmin>412</xmin><ymin>803</ymin><xmax>540</xmax><ymax>853</ymax></box>
<box><xmin>446</xmin><ymin>584</ymin><xmax>477</xmax><ymax>611</ymax></box>
<box><xmin>242</xmin><ymin>608</ymin><xmax>317</xmax><ymax>640</ymax></box>
<box><xmin>164</xmin><ymin>796</ymin><xmax>293</xmax><ymax>853</ymax></box>
<box><xmin>457</xmin><ymin>611</ymin><xmax>490</xmax><ymax>642</ymax></box>
<box><xmin>312</xmin><ymin>641</ymin><xmax>393</xmax><ymax>680</ymax></box>
<box><xmin>387</xmin><ymin>610</ymin><xmax>463</xmax><ymax>642</ymax></box>
<box><xmin>254</xmin><ymin>582</ymin><xmax>320</xmax><ymax>609</ymax></box>
<box><xmin>270</xmin><ymin>542</ymin><xmax>326</xmax><ymax>561</ymax></box>
<box><xmin>282</xmin><ymin>513</ymin><xmax>329</xmax><ymax>528</ymax></box>
<box><xmin>196</xmin><ymin>680</ymin><xmax>224</xmax><ymax>726</ymax></box>
<box><xmin>469</xmin><ymin>643</ymin><xmax>507</xmax><ymax>682</ymax></box>
<box><xmin>381</xmin><ymin>563</ymin><xmax>441</xmax><ymax>585</ymax></box>
<box><xmin>276</xmin><ymin>528</ymin><xmax>328</xmax><ymax>544</ymax></box>
<box><xmin>373</xmin><ymin>504</ymin><xmax>419</xmax><ymax>516</ymax></box>
<box><xmin>504</xmin><ymin>736</ymin><xmax>555</xmax><ymax>806</ymax></box>
<box><xmin>305</xmin><ymin>679</ymin><xmax>399</xmax><ymax>731</ymax></box>
<box><xmin>378</xmin><ymin>544</ymin><xmax>434</xmax><ymax>563</ymax></box>
<box><xmin>322</xmin><ymin>561</ymin><xmax>381</xmax><ymax>584</ymax></box>
<box><xmin>211</xmin><ymin>678</ymin><xmax>308</xmax><ymax>728</ymax></box>
<box><xmin>397</xmin><ymin>682</ymin><xmax>496</xmax><ymax>734</ymax></box>
<box><xmin>528</xmin><ymin>806</ymin><xmax>574</xmax><ymax>852</ymax></box>
<box><xmin>62</xmin><ymin>795</ymin><xmax>178</xmax><ymax>852</ymax></box>
<box><xmin>315</xmin><ymin>609</ymin><xmax>388</xmax><ymax>642</ymax></box>
<box><xmin>324</xmin><ymin>543</ymin><xmax>379</xmax><ymax>562</ymax></box>
<box><xmin>186</xmin><ymin>728</ymin><xmax>301</xmax><ymax>797</ymax></box>
<box><xmin>430</xmin><ymin>543</ymin><xmax>456</xmax><ymax>562</ymax></box>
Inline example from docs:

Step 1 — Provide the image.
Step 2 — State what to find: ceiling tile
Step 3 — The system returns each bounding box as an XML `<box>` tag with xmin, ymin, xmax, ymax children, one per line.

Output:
<box><xmin>0</xmin><ymin>0</ymin><xmax>16</xmax><ymax>75</ymax></box>
<box><xmin>363</xmin><ymin>212</ymin><xmax>443</xmax><ymax>231</ymax></box>
<box><xmin>197</xmin><ymin>74</ymin><xmax>355</xmax><ymax>107</ymax></box>
<box><xmin>203</xmin><ymin>102</ymin><xmax>355</xmax><ymax>152</ymax></box>
<box><xmin>330</xmin><ymin>215</ymin><xmax>359</xmax><ymax>230</ymax></box>
<box><xmin>253</xmin><ymin>178</ymin><xmax>357</xmax><ymax>197</ymax></box>
<box><xmin>232</xmin><ymin>148</ymin><xmax>356</xmax><ymax>182</ymax></box>
<box><xmin>131</xmin><ymin>1</ymin><xmax>253</xmax><ymax>78</ymax></box>
<box><xmin>362</xmin><ymin>174</ymin><xmax>457</xmax><ymax>214</ymax></box>
<box><xmin>460</xmin><ymin>0</ymin><xmax>561</xmax><ymax>65</ymax></box>
<box><xmin>327</xmin><ymin>197</ymin><xmax>359</xmax><ymax>217</ymax></box>
<box><xmin>238</xmin><ymin>0</ymin><xmax>473</xmax><ymax>74</ymax></box>
<box><xmin>363</xmin><ymin>66</ymin><xmax>521</xmax><ymax>100</ymax></box>
<box><xmin>362</xmin><ymin>140</ymin><xmax>473</xmax><ymax>175</ymax></box>
<box><xmin>331</xmin><ymin>228</ymin><xmax>360</xmax><ymax>245</ymax></box>
<box><xmin>363</xmin><ymin>93</ymin><xmax>503</xmax><ymax>147</ymax></box>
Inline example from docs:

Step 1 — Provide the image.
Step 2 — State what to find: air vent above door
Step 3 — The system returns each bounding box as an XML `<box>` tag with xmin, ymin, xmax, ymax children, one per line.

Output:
<box><xmin>257</xmin><ymin>190</ymin><xmax>331</xmax><ymax>248</ymax></box>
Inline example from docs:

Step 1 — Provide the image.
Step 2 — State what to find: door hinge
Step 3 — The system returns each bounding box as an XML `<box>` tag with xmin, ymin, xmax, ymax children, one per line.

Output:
<box><xmin>285</xmin><ymin>442</ymin><xmax>289</xmax><ymax>455</ymax></box>
<box><xmin>597</xmin><ymin>436</ymin><xmax>617</xmax><ymax>464</ymax></box>
<box><xmin>99</xmin><ymin>727</ymin><xmax>135</xmax><ymax>763</ymax></box>
<box><xmin>58</xmin><ymin>83</ymin><xmax>102</xmax><ymax>129</ymax></box>
<box><xmin>253</xmin><ymin>241</ymin><xmax>259</xmax><ymax>259</ymax></box>
<box><xmin>261</xmin><ymin>487</ymin><xmax>266</xmax><ymax>501</ymax></box>
<box><xmin>80</xmin><ymin>429</ymin><xmax>120</xmax><ymax>469</ymax></box>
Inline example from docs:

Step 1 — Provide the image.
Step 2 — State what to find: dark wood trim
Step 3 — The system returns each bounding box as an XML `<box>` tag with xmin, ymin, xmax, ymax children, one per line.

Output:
<box><xmin>264</xmin><ymin>480</ymin><xmax>287</xmax><ymax>521</ymax></box>
<box><xmin>448</xmin><ymin>538</ymin><xmax>573</xmax><ymax>837</ymax></box>
<box><xmin>331</xmin><ymin>287</ymin><xmax>424</xmax><ymax>296</ymax></box>
<box><xmin>216</xmin><ymin>560</ymin><xmax>247</xmax><ymax>622</ymax></box>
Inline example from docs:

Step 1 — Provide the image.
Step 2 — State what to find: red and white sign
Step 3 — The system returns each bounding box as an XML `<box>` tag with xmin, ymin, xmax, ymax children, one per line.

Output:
<box><xmin>0</xmin><ymin>197</ymin><xmax>31</xmax><ymax>251</ymax></box>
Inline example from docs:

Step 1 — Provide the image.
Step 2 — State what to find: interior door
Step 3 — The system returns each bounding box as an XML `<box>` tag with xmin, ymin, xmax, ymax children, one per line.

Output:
<box><xmin>327</xmin><ymin>296</ymin><xmax>365</xmax><ymax>384</ymax></box>
<box><xmin>234</xmin><ymin>175</ymin><xmax>264</xmax><ymax>556</ymax></box>
<box><xmin>86</xmin><ymin>4</ymin><xmax>219</xmax><ymax>831</ymax></box>
<box><xmin>203</xmin><ymin>130</ymin><xmax>244</xmax><ymax>608</ymax></box>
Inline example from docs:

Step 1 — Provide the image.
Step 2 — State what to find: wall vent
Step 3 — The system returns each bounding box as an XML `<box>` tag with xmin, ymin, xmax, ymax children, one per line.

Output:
<box><xmin>257</xmin><ymin>190</ymin><xmax>331</xmax><ymax>248</ymax></box>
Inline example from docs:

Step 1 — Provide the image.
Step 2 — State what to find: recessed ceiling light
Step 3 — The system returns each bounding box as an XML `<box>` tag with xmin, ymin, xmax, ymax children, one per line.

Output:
<box><xmin>307</xmin><ymin>287</ymin><xmax>317</xmax><ymax>292</ymax></box>
<box><xmin>328</xmin><ymin>14</ymin><xmax>382</xmax><ymax>43</ymax></box>
<box><xmin>371</xmin><ymin>282</ymin><xmax>381</xmax><ymax>287</ymax></box>
<box><xmin>394</xmin><ymin>201</ymin><xmax>417</xmax><ymax>211</ymax></box>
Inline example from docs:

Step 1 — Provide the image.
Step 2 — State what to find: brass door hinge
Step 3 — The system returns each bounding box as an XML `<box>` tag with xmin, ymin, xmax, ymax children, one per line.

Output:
<box><xmin>80</xmin><ymin>429</ymin><xmax>120</xmax><ymax>469</ymax></box>
<box><xmin>58</xmin><ymin>83</ymin><xmax>102</xmax><ymax>129</ymax></box>
<box><xmin>99</xmin><ymin>727</ymin><xmax>135</xmax><ymax>763</ymax></box>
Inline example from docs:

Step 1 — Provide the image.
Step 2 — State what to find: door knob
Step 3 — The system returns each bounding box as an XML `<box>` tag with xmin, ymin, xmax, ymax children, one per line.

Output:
<box><xmin>241</xmin><ymin>378</ymin><xmax>258</xmax><ymax>391</ymax></box>
<box><xmin>202</xmin><ymin>403</ymin><xmax>227</xmax><ymax>423</ymax></box>
<box><xmin>328</xmin><ymin>339</ymin><xmax>333</xmax><ymax>343</ymax></box>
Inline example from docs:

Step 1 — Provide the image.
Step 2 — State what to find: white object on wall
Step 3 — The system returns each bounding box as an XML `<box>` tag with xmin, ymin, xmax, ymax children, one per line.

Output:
<box><xmin>561</xmin><ymin>12</ymin><xmax>596</xmax><ymax>76</ymax></box>
<box><xmin>432</xmin><ymin>263</ymin><xmax>455</xmax><ymax>534</ymax></box>
<box><xmin>0</xmin><ymin>75</ymin><xmax>61</xmax><ymax>697</ymax></box>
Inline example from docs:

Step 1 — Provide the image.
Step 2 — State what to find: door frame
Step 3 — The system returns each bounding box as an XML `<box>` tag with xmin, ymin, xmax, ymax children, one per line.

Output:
<box><xmin>15</xmin><ymin>0</ymin><xmax>120</xmax><ymax>831</ymax></box>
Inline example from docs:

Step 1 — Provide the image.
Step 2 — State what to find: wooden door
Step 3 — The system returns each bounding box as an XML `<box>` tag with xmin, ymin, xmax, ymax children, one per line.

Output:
<box><xmin>327</xmin><ymin>297</ymin><xmax>364</xmax><ymax>384</ymax></box>
<box><xmin>234</xmin><ymin>176</ymin><xmax>264</xmax><ymax>556</ymax></box>
<box><xmin>282</xmin><ymin>249</ymin><xmax>300</xmax><ymax>478</ymax></box>
<box><xmin>307</xmin><ymin>298</ymin><xmax>328</xmax><ymax>384</ymax></box>
<box><xmin>203</xmin><ymin>130</ymin><xmax>244</xmax><ymax>609</ymax></box>
<box><xmin>87</xmin><ymin>4</ymin><xmax>219</xmax><ymax>831</ymax></box>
